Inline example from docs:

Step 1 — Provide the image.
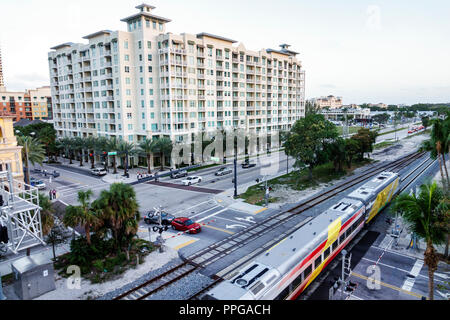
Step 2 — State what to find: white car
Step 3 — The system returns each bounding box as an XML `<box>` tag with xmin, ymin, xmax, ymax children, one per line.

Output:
<box><xmin>91</xmin><ymin>168</ymin><xmax>107</xmax><ymax>176</ymax></box>
<box><xmin>181</xmin><ymin>176</ymin><xmax>202</xmax><ymax>186</ymax></box>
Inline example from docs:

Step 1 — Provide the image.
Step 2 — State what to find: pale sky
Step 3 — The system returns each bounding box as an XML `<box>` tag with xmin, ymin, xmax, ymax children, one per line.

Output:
<box><xmin>1</xmin><ymin>0</ymin><xmax>449</xmax><ymax>105</ymax></box>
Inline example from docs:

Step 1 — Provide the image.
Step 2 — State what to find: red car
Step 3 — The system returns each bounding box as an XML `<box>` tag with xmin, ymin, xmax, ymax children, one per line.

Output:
<box><xmin>171</xmin><ymin>217</ymin><xmax>202</xmax><ymax>234</ymax></box>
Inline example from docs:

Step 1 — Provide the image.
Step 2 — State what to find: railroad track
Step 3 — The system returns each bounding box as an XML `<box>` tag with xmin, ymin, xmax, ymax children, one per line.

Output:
<box><xmin>113</xmin><ymin>151</ymin><xmax>427</xmax><ymax>301</ymax></box>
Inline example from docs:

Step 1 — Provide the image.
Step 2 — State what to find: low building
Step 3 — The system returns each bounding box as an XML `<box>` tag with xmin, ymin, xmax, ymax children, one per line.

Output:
<box><xmin>369</xmin><ymin>103</ymin><xmax>388</xmax><ymax>109</ymax></box>
<box><xmin>312</xmin><ymin>95</ymin><xmax>343</xmax><ymax>109</ymax></box>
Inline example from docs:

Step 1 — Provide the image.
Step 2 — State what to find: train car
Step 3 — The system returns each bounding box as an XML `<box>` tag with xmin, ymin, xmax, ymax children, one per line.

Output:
<box><xmin>346</xmin><ymin>172</ymin><xmax>400</xmax><ymax>224</ymax></box>
<box><xmin>202</xmin><ymin>198</ymin><xmax>366</xmax><ymax>300</ymax></box>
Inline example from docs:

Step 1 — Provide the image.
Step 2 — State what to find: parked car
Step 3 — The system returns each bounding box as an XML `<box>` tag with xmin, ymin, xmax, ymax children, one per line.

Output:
<box><xmin>171</xmin><ymin>217</ymin><xmax>202</xmax><ymax>234</ymax></box>
<box><xmin>215</xmin><ymin>167</ymin><xmax>232</xmax><ymax>176</ymax></box>
<box><xmin>144</xmin><ymin>211</ymin><xmax>175</xmax><ymax>226</ymax></box>
<box><xmin>91</xmin><ymin>168</ymin><xmax>107</xmax><ymax>176</ymax></box>
<box><xmin>171</xmin><ymin>170</ymin><xmax>188</xmax><ymax>179</ymax></box>
<box><xmin>242</xmin><ymin>161</ymin><xmax>256</xmax><ymax>169</ymax></box>
<box><xmin>30</xmin><ymin>178</ymin><xmax>46</xmax><ymax>190</ymax></box>
<box><xmin>181</xmin><ymin>176</ymin><xmax>202</xmax><ymax>186</ymax></box>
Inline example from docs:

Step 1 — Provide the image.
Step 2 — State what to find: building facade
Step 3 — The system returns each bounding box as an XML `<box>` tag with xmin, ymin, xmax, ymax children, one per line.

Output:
<box><xmin>0</xmin><ymin>114</ymin><xmax>24</xmax><ymax>181</ymax></box>
<box><xmin>312</xmin><ymin>95</ymin><xmax>343</xmax><ymax>109</ymax></box>
<box><xmin>48</xmin><ymin>4</ymin><xmax>306</xmax><ymax>145</ymax></box>
<box><xmin>0</xmin><ymin>86</ymin><xmax>52</xmax><ymax>122</ymax></box>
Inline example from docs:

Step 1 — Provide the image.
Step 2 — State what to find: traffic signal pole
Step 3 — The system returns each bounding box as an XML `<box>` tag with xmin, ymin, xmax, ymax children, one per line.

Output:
<box><xmin>234</xmin><ymin>153</ymin><xmax>238</xmax><ymax>198</ymax></box>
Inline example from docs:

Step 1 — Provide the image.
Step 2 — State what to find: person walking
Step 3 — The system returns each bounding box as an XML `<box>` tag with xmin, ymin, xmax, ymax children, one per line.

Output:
<box><xmin>52</xmin><ymin>189</ymin><xmax>57</xmax><ymax>200</ymax></box>
<box><xmin>49</xmin><ymin>190</ymin><xmax>53</xmax><ymax>200</ymax></box>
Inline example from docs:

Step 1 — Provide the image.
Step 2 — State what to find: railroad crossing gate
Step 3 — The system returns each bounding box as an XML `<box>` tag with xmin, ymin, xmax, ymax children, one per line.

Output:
<box><xmin>0</xmin><ymin>170</ymin><xmax>45</xmax><ymax>254</ymax></box>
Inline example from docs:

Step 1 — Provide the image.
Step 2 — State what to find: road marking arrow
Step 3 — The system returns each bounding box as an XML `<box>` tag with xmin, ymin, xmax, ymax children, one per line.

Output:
<box><xmin>226</xmin><ymin>224</ymin><xmax>247</xmax><ymax>230</ymax></box>
<box><xmin>235</xmin><ymin>216</ymin><xmax>256</xmax><ymax>224</ymax></box>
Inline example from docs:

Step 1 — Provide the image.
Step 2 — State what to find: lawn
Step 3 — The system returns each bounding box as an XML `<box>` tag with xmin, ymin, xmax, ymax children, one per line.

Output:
<box><xmin>240</xmin><ymin>159</ymin><xmax>374</xmax><ymax>205</ymax></box>
<box><xmin>337</xmin><ymin>126</ymin><xmax>362</xmax><ymax>136</ymax></box>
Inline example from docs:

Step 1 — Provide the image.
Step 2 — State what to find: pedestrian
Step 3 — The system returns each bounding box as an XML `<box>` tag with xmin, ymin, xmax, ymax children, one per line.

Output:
<box><xmin>49</xmin><ymin>190</ymin><xmax>53</xmax><ymax>200</ymax></box>
<box><xmin>52</xmin><ymin>189</ymin><xmax>57</xmax><ymax>200</ymax></box>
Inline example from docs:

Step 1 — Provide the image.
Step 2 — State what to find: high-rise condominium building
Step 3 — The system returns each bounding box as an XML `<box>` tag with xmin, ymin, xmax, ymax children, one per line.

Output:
<box><xmin>48</xmin><ymin>4</ymin><xmax>306</xmax><ymax>144</ymax></box>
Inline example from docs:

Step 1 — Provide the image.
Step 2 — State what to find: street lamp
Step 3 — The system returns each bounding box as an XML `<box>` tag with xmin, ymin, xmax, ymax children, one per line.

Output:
<box><xmin>15</xmin><ymin>130</ymin><xmax>35</xmax><ymax>185</ymax></box>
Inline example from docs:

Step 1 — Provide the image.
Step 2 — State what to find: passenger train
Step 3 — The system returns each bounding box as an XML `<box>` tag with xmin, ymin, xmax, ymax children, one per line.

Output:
<box><xmin>202</xmin><ymin>172</ymin><xmax>400</xmax><ymax>300</ymax></box>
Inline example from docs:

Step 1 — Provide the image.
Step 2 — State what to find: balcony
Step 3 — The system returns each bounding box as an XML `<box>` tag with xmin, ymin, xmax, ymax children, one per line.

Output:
<box><xmin>83</xmin><ymin>76</ymin><xmax>92</xmax><ymax>82</ymax></box>
<box><xmin>217</xmin><ymin>96</ymin><xmax>224</xmax><ymax>101</ymax></box>
<box><xmin>198</xmin><ymin>95</ymin><xmax>206</xmax><ymax>100</ymax></box>
<box><xmin>104</xmin><ymin>72</ymin><xmax>113</xmax><ymax>78</ymax></box>
<box><xmin>85</xmin><ymin>97</ymin><xmax>93</xmax><ymax>102</ymax></box>
<box><xmin>197</xmin><ymin>63</ymin><xmax>205</xmax><ymax>69</ymax></box>
<box><xmin>197</xmin><ymin>74</ymin><xmax>205</xmax><ymax>79</ymax></box>
<box><xmin>246</xmin><ymin>61</ymin><xmax>255</xmax><ymax>66</ymax></box>
<box><xmin>106</xmin><ymin>96</ymin><xmax>114</xmax><ymax>101</ymax></box>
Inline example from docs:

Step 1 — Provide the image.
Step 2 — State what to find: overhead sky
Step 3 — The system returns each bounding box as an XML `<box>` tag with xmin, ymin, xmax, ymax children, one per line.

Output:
<box><xmin>0</xmin><ymin>0</ymin><xmax>449</xmax><ymax>105</ymax></box>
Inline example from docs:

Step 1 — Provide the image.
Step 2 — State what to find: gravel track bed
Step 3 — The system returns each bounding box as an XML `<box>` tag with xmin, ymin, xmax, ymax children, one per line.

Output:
<box><xmin>98</xmin><ymin>256</ymin><xmax>184</xmax><ymax>300</ymax></box>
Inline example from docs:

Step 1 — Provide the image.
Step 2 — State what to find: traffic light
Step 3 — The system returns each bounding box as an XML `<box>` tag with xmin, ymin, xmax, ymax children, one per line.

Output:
<box><xmin>89</xmin><ymin>153</ymin><xmax>93</xmax><ymax>158</ymax></box>
<box><xmin>0</xmin><ymin>226</ymin><xmax>8</xmax><ymax>244</ymax></box>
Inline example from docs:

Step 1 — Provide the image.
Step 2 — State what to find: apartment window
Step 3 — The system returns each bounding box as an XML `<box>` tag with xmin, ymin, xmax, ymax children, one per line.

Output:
<box><xmin>147</xmin><ymin>41</ymin><xmax>152</xmax><ymax>49</ymax></box>
<box><xmin>159</xmin><ymin>23</ymin><xmax>163</xmax><ymax>31</ymax></box>
<box><xmin>149</xmin><ymin>89</ymin><xmax>154</xmax><ymax>95</ymax></box>
<box><xmin>150</xmin><ymin>112</ymin><xmax>155</xmax><ymax>119</ymax></box>
<box><xmin>148</xmin><ymin>66</ymin><xmax>153</xmax><ymax>73</ymax></box>
<box><xmin>124</xmin><ymin>41</ymin><xmax>128</xmax><ymax>49</ymax></box>
<box><xmin>125</xmin><ymin>66</ymin><xmax>130</xmax><ymax>73</ymax></box>
<box><xmin>138</xmin><ymin>41</ymin><xmax>142</xmax><ymax>49</ymax></box>
<box><xmin>148</xmin><ymin>77</ymin><xmax>153</xmax><ymax>84</ymax></box>
<box><xmin>153</xmin><ymin>21</ymin><xmax>156</xmax><ymax>29</ymax></box>
<box><xmin>126</xmin><ymin>78</ymin><xmax>131</xmax><ymax>84</ymax></box>
<box><xmin>150</xmin><ymin>100</ymin><xmax>154</xmax><ymax>108</ymax></box>
<box><xmin>148</xmin><ymin>54</ymin><xmax>152</xmax><ymax>62</ymax></box>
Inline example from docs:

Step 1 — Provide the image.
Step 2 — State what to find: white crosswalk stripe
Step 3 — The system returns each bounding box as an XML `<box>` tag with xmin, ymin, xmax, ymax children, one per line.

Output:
<box><xmin>401</xmin><ymin>260</ymin><xmax>424</xmax><ymax>291</ymax></box>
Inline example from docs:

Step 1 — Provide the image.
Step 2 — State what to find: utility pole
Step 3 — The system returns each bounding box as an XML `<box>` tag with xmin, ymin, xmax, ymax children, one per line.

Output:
<box><xmin>234</xmin><ymin>151</ymin><xmax>238</xmax><ymax>198</ymax></box>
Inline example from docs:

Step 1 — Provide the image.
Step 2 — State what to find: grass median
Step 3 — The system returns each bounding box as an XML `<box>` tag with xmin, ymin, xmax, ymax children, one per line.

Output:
<box><xmin>240</xmin><ymin>159</ymin><xmax>374</xmax><ymax>205</ymax></box>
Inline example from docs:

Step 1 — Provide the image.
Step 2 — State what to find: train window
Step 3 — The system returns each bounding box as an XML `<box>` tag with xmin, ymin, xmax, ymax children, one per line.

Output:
<box><xmin>332</xmin><ymin>241</ymin><xmax>338</xmax><ymax>252</ymax></box>
<box><xmin>339</xmin><ymin>234</ymin><xmax>345</xmax><ymax>244</ymax></box>
<box><xmin>324</xmin><ymin>247</ymin><xmax>331</xmax><ymax>259</ymax></box>
<box><xmin>275</xmin><ymin>286</ymin><xmax>291</xmax><ymax>300</ymax></box>
<box><xmin>292</xmin><ymin>273</ymin><xmax>303</xmax><ymax>288</ymax></box>
<box><xmin>304</xmin><ymin>265</ymin><xmax>312</xmax><ymax>279</ymax></box>
<box><xmin>315</xmin><ymin>256</ymin><xmax>322</xmax><ymax>269</ymax></box>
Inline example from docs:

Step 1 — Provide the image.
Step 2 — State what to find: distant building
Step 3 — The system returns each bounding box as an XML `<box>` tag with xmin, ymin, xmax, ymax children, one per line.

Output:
<box><xmin>369</xmin><ymin>103</ymin><xmax>388</xmax><ymax>109</ymax></box>
<box><xmin>0</xmin><ymin>86</ymin><xmax>52</xmax><ymax>122</ymax></box>
<box><xmin>312</xmin><ymin>95</ymin><xmax>343</xmax><ymax>109</ymax></box>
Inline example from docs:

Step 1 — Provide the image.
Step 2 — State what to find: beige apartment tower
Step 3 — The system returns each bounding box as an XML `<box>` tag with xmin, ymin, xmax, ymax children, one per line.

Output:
<box><xmin>48</xmin><ymin>4</ymin><xmax>306</xmax><ymax>146</ymax></box>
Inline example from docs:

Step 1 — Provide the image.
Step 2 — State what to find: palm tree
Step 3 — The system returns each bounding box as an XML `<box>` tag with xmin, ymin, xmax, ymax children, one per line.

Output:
<box><xmin>59</xmin><ymin>137</ymin><xmax>74</xmax><ymax>164</ymax></box>
<box><xmin>329</xmin><ymin>138</ymin><xmax>346</xmax><ymax>173</ymax></box>
<box><xmin>117</xmin><ymin>140</ymin><xmax>135</xmax><ymax>175</ymax></box>
<box><xmin>17</xmin><ymin>136</ymin><xmax>45</xmax><ymax>184</ymax></box>
<box><xmin>391</xmin><ymin>182</ymin><xmax>448</xmax><ymax>300</ymax></box>
<box><xmin>38</xmin><ymin>193</ymin><xmax>55</xmax><ymax>236</ymax></box>
<box><xmin>138</xmin><ymin>139</ymin><xmax>155</xmax><ymax>174</ymax></box>
<box><xmin>85</xmin><ymin>136</ymin><xmax>97</xmax><ymax>169</ymax></box>
<box><xmin>72</xmin><ymin>137</ymin><xmax>85</xmax><ymax>167</ymax></box>
<box><xmin>93</xmin><ymin>183</ymin><xmax>140</xmax><ymax>250</ymax></box>
<box><xmin>422</xmin><ymin>118</ymin><xmax>450</xmax><ymax>190</ymax></box>
<box><xmin>37</xmin><ymin>126</ymin><xmax>56</xmax><ymax>160</ymax></box>
<box><xmin>95</xmin><ymin>136</ymin><xmax>109</xmax><ymax>170</ymax></box>
<box><xmin>151</xmin><ymin>137</ymin><xmax>173</xmax><ymax>171</ymax></box>
<box><xmin>106</xmin><ymin>138</ymin><xmax>119</xmax><ymax>174</ymax></box>
<box><xmin>63</xmin><ymin>190</ymin><xmax>99</xmax><ymax>245</ymax></box>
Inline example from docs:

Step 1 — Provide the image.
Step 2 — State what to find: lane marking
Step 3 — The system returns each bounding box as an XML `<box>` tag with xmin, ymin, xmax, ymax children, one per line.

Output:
<box><xmin>351</xmin><ymin>272</ymin><xmax>425</xmax><ymax>299</ymax></box>
<box><xmin>254</xmin><ymin>208</ymin><xmax>268</xmax><ymax>215</ymax></box>
<box><xmin>371</xmin><ymin>245</ymin><xmax>420</xmax><ymax>261</ymax></box>
<box><xmin>401</xmin><ymin>260</ymin><xmax>424</xmax><ymax>291</ymax></box>
<box><xmin>197</xmin><ymin>208</ymin><xmax>228</xmax><ymax>223</ymax></box>
<box><xmin>190</xmin><ymin>205</ymin><xmax>222</xmax><ymax>219</ymax></box>
<box><xmin>174</xmin><ymin>239</ymin><xmax>198</xmax><ymax>251</ymax></box>
<box><xmin>203</xmin><ymin>224</ymin><xmax>235</xmax><ymax>235</ymax></box>
<box><xmin>214</xmin><ymin>216</ymin><xmax>251</xmax><ymax>225</ymax></box>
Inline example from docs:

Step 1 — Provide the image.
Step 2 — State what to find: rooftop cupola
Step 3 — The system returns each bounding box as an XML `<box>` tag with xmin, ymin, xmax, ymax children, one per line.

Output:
<box><xmin>135</xmin><ymin>3</ymin><xmax>156</xmax><ymax>13</ymax></box>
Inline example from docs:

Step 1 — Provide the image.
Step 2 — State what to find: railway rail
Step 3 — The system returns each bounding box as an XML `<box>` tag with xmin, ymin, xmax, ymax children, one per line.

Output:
<box><xmin>113</xmin><ymin>151</ymin><xmax>428</xmax><ymax>301</ymax></box>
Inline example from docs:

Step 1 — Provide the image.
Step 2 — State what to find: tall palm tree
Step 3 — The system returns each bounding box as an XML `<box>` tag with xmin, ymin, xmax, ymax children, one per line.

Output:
<box><xmin>106</xmin><ymin>138</ymin><xmax>119</xmax><ymax>174</ymax></box>
<box><xmin>138</xmin><ymin>138</ymin><xmax>155</xmax><ymax>174</ymax></box>
<box><xmin>85</xmin><ymin>136</ymin><xmax>97</xmax><ymax>169</ymax></box>
<box><xmin>391</xmin><ymin>182</ymin><xmax>448</xmax><ymax>300</ymax></box>
<box><xmin>38</xmin><ymin>193</ymin><xmax>55</xmax><ymax>236</ymax></box>
<box><xmin>63</xmin><ymin>190</ymin><xmax>99</xmax><ymax>245</ymax></box>
<box><xmin>72</xmin><ymin>137</ymin><xmax>85</xmax><ymax>167</ymax></box>
<box><xmin>17</xmin><ymin>136</ymin><xmax>45</xmax><ymax>184</ymax></box>
<box><xmin>95</xmin><ymin>136</ymin><xmax>109</xmax><ymax>170</ymax></box>
<box><xmin>117</xmin><ymin>140</ymin><xmax>135</xmax><ymax>175</ymax></box>
<box><xmin>59</xmin><ymin>137</ymin><xmax>74</xmax><ymax>164</ymax></box>
<box><xmin>37</xmin><ymin>126</ymin><xmax>56</xmax><ymax>160</ymax></box>
<box><xmin>93</xmin><ymin>183</ymin><xmax>140</xmax><ymax>250</ymax></box>
<box><xmin>151</xmin><ymin>137</ymin><xmax>173</xmax><ymax>171</ymax></box>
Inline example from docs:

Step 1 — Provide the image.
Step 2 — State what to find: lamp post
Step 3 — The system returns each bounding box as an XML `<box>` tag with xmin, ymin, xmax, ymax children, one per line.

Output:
<box><xmin>16</xmin><ymin>130</ymin><xmax>35</xmax><ymax>185</ymax></box>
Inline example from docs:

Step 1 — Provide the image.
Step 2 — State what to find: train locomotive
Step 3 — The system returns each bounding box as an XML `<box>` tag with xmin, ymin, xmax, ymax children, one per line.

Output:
<box><xmin>202</xmin><ymin>172</ymin><xmax>400</xmax><ymax>300</ymax></box>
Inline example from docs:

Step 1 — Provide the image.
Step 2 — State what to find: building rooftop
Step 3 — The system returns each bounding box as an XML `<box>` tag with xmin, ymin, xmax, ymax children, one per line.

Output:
<box><xmin>120</xmin><ymin>11</ymin><xmax>171</xmax><ymax>23</ymax></box>
<box><xmin>196</xmin><ymin>32</ymin><xmax>237</xmax><ymax>44</ymax></box>
<box><xmin>50</xmin><ymin>42</ymin><xmax>75</xmax><ymax>51</ymax></box>
<box><xmin>82</xmin><ymin>30</ymin><xmax>113</xmax><ymax>40</ymax></box>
